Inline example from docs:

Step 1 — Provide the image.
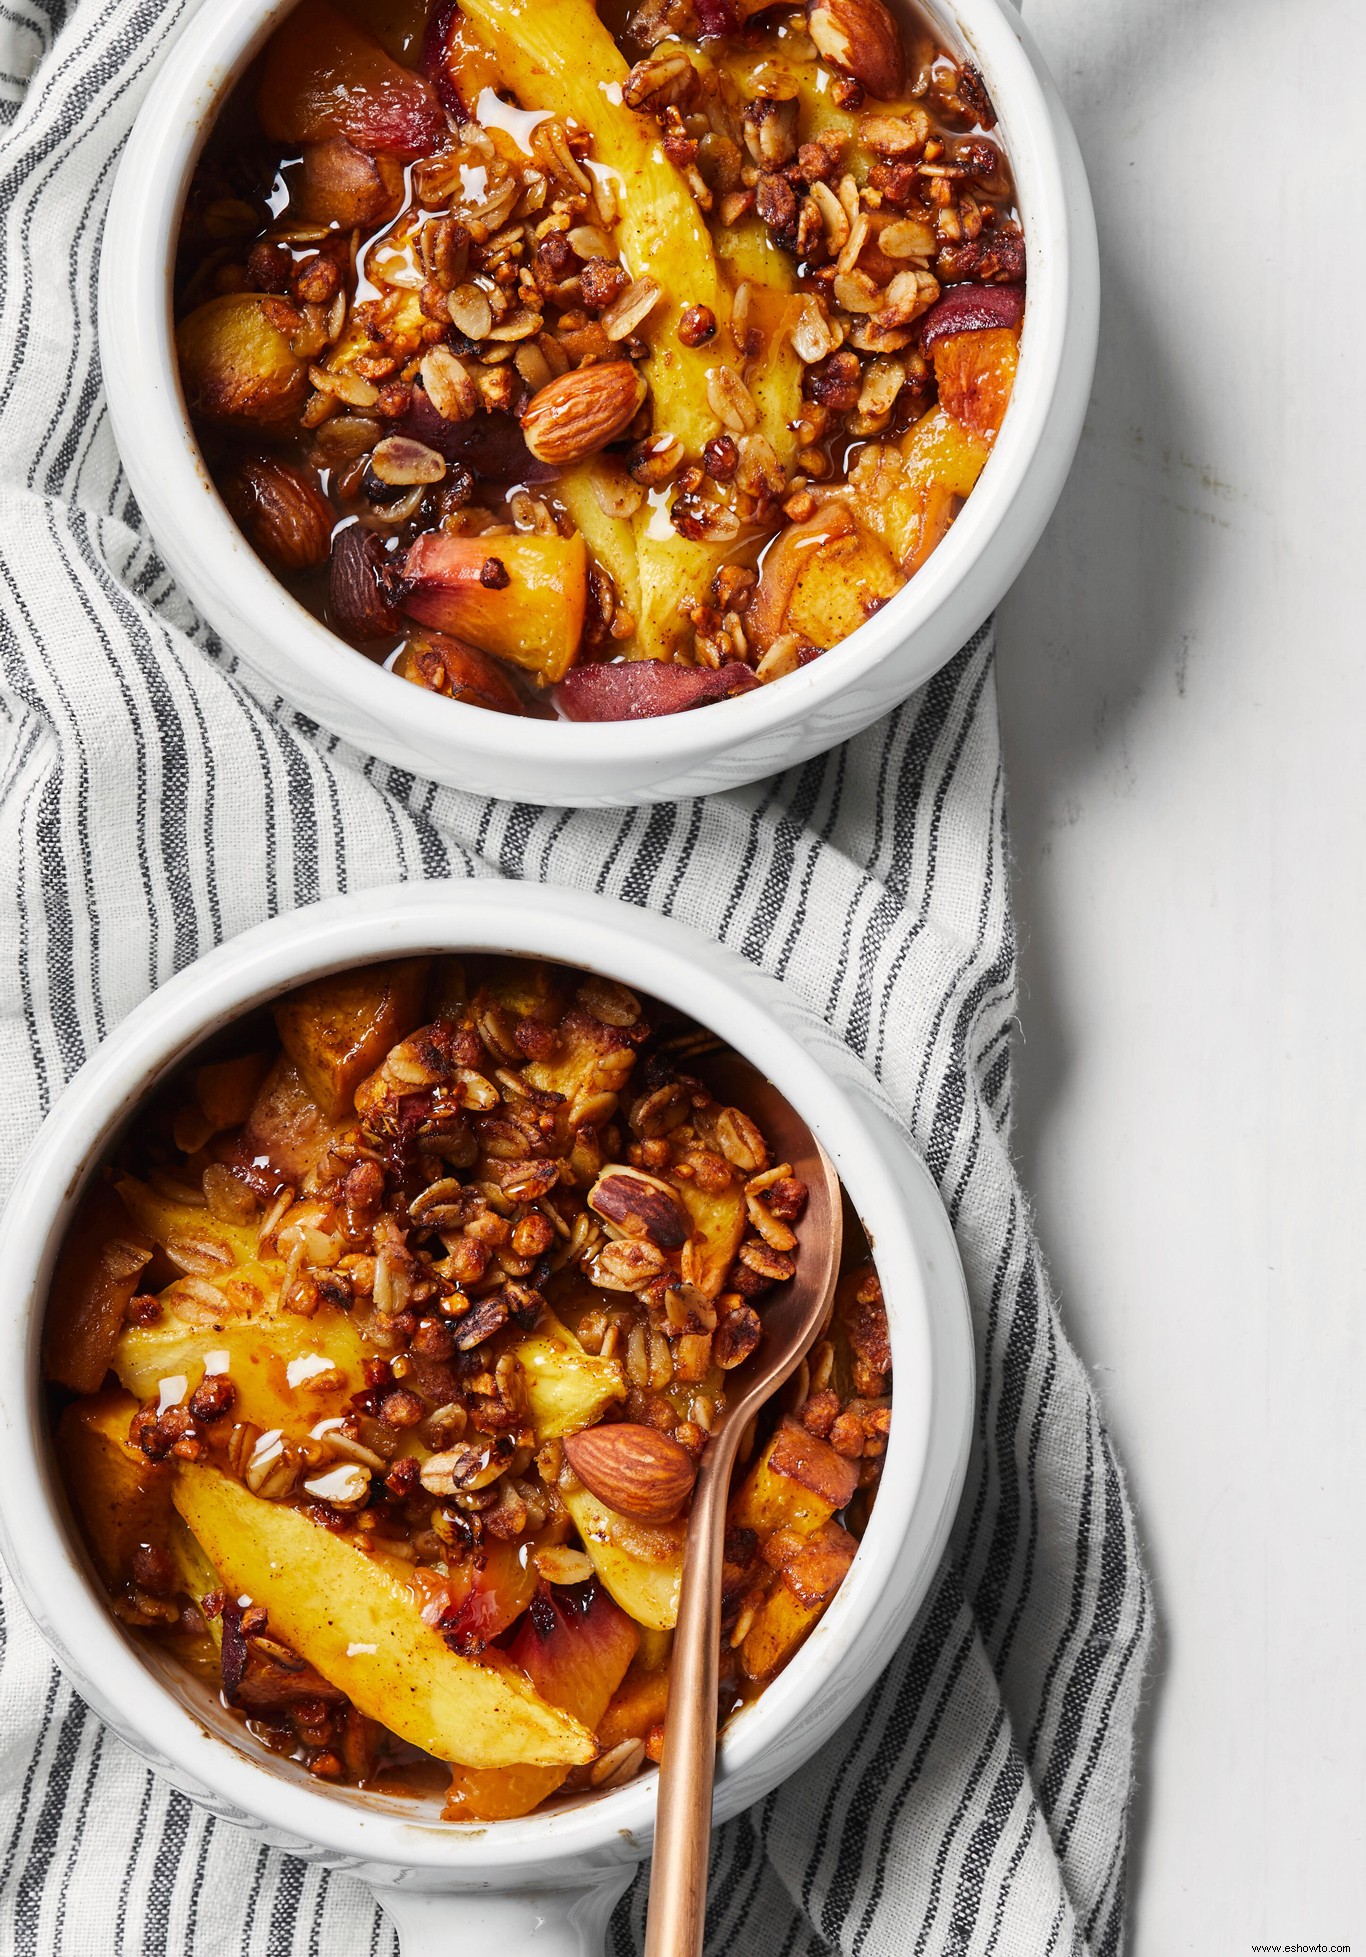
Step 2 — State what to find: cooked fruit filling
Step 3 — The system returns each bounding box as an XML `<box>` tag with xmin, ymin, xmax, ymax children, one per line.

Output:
<box><xmin>175</xmin><ymin>0</ymin><xmax>1023</xmax><ymax>719</ymax></box>
<box><xmin>47</xmin><ymin>955</ymin><xmax>891</xmax><ymax>1815</ymax></box>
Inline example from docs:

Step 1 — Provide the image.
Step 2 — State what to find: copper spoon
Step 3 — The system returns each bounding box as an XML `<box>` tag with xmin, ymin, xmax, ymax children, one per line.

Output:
<box><xmin>643</xmin><ymin>1051</ymin><xmax>843</xmax><ymax>1957</ymax></box>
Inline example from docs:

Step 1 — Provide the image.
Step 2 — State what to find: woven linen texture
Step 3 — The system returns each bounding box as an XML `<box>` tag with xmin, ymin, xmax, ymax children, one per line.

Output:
<box><xmin>0</xmin><ymin>0</ymin><xmax>1150</xmax><ymax>1950</ymax></box>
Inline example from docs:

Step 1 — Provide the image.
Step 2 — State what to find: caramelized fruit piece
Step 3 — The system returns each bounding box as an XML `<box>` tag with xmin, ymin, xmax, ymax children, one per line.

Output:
<box><xmin>43</xmin><ymin>1181</ymin><xmax>151</xmax><ymax>1393</ymax></box>
<box><xmin>173</xmin><ymin>1462</ymin><xmax>597</xmax><ymax>1767</ymax></box>
<box><xmin>559</xmin><ymin>1480</ymin><xmax>685</xmax><ymax>1631</ymax></box>
<box><xmin>176</xmin><ymin>295</ymin><xmax>309</xmax><ymax>429</ymax></box>
<box><xmin>422</xmin><ymin>0</ymin><xmax>503</xmax><ymax>118</ymax></box>
<box><xmin>241</xmin><ymin>1056</ymin><xmax>351</xmax><ymax>1187</ymax></box>
<box><xmin>401</xmin><ymin>531</ymin><xmax>586</xmax><ymax>682</ymax></box>
<box><xmin>395</xmin><ymin>630</ymin><xmax>538</xmax><ymax>715</ymax></box>
<box><xmin>750</xmin><ymin>504</ymin><xmax>903</xmax><ymax>652</ymax></box>
<box><xmin>221</xmin><ymin>456</ymin><xmax>333</xmax><ymax>572</ymax></box>
<box><xmin>729</xmin><ymin>1417</ymin><xmax>861</xmax><ymax>1680</ymax></box>
<box><xmin>329</xmin><ymin>524</ymin><xmax>401</xmax><ymax>643</ymax></box>
<box><xmin>273</xmin><ymin>956</ymin><xmax>430</xmax><ymax>1118</ymax></box>
<box><xmin>398</xmin><ymin>392</ymin><xmax>557</xmax><ymax>482</ymax></box>
<box><xmin>257</xmin><ymin>0</ymin><xmax>446</xmax><ymax>157</ymax></box>
<box><xmin>518</xmin><ymin>1313</ymin><xmax>627</xmax><ymax>1439</ymax></box>
<box><xmin>114</xmin><ymin>1304</ymin><xmax>365</xmax><ymax>1439</ymax></box>
<box><xmin>931</xmin><ymin>326</ymin><xmax>1019</xmax><ymax>443</ymax></box>
<box><xmin>292</xmin><ymin>135</ymin><xmax>405</xmax><ymax>227</ymax></box>
<box><xmin>444</xmin><ymin>1585</ymin><xmax>638</xmax><ymax>1819</ymax></box>
<box><xmin>57</xmin><ymin>1389</ymin><xmax>172</xmax><ymax>1585</ymax></box>
<box><xmin>556</xmin><ymin>660</ymin><xmax>758</xmax><ymax>721</ymax></box>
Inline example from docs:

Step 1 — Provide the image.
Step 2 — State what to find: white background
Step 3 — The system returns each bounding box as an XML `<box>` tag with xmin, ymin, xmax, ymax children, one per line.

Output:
<box><xmin>997</xmin><ymin>0</ymin><xmax>1366</xmax><ymax>1948</ymax></box>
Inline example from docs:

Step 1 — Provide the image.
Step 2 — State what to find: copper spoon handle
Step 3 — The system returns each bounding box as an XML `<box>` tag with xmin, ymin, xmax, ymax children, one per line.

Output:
<box><xmin>642</xmin><ymin>1420</ymin><xmax>741</xmax><ymax>1957</ymax></box>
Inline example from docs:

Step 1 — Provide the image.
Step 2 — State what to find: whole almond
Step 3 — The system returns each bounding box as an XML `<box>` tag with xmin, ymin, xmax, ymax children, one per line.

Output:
<box><xmin>222</xmin><ymin>455</ymin><xmax>332</xmax><ymax>570</ymax></box>
<box><xmin>806</xmin><ymin>0</ymin><xmax>905</xmax><ymax>99</ymax></box>
<box><xmin>520</xmin><ymin>361</ymin><xmax>647</xmax><ymax>466</ymax></box>
<box><xmin>564</xmin><ymin>1422</ymin><xmax>697</xmax><ymax>1524</ymax></box>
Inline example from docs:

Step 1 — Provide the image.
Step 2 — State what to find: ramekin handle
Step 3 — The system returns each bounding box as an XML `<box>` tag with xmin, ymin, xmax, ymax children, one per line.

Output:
<box><xmin>376</xmin><ymin>1873</ymin><xmax>636</xmax><ymax>1957</ymax></box>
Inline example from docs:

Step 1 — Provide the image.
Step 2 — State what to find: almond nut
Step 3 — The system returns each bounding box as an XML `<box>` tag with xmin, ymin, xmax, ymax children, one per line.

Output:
<box><xmin>588</xmin><ymin>1167</ymin><xmax>689</xmax><ymax>1249</ymax></box>
<box><xmin>805</xmin><ymin>0</ymin><xmax>905</xmax><ymax>100</ymax></box>
<box><xmin>520</xmin><ymin>361</ymin><xmax>648</xmax><ymax>466</ymax></box>
<box><xmin>564</xmin><ymin>1421</ymin><xmax>697</xmax><ymax>1523</ymax></box>
<box><xmin>222</xmin><ymin>455</ymin><xmax>332</xmax><ymax>571</ymax></box>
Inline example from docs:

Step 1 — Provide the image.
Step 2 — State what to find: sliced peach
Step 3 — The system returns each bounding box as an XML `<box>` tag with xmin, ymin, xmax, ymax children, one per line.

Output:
<box><xmin>401</xmin><ymin>531</ymin><xmax>586</xmax><ymax>683</ymax></box>
<box><xmin>258</xmin><ymin>0</ymin><xmax>446</xmax><ymax>157</ymax></box>
<box><xmin>423</xmin><ymin>0</ymin><xmax>503</xmax><ymax>118</ymax></box>
<box><xmin>444</xmin><ymin>1585</ymin><xmax>639</xmax><ymax>1819</ymax></box>
<box><xmin>749</xmin><ymin>504</ymin><xmax>903</xmax><ymax>652</ymax></box>
<box><xmin>291</xmin><ymin>136</ymin><xmax>405</xmax><ymax>227</ymax></box>
<box><xmin>394</xmin><ymin>631</ymin><xmax>536</xmax><ymax>715</ymax></box>
<box><xmin>932</xmin><ymin>326</ymin><xmax>1019</xmax><ymax>444</ymax></box>
<box><xmin>176</xmin><ymin>295</ymin><xmax>309</xmax><ymax>429</ymax></box>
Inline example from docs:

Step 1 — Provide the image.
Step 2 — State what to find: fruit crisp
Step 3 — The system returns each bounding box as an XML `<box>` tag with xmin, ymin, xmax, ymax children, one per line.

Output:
<box><xmin>175</xmin><ymin>0</ymin><xmax>1024</xmax><ymax>720</ymax></box>
<box><xmin>46</xmin><ymin>954</ymin><xmax>891</xmax><ymax>1814</ymax></box>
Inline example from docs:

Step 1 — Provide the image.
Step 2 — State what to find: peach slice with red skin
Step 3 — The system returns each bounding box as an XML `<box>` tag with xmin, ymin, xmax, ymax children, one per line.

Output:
<box><xmin>444</xmin><ymin>1584</ymin><xmax>639</xmax><ymax>1819</ymax></box>
<box><xmin>176</xmin><ymin>295</ymin><xmax>309</xmax><ymax>429</ymax></box>
<box><xmin>258</xmin><ymin>0</ymin><xmax>446</xmax><ymax>158</ymax></box>
<box><xmin>401</xmin><ymin>531</ymin><xmax>586</xmax><ymax>683</ymax></box>
<box><xmin>918</xmin><ymin>280</ymin><xmax>1024</xmax><ymax>352</ymax></box>
<box><xmin>556</xmin><ymin>660</ymin><xmax>758</xmax><ymax>721</ymax></box>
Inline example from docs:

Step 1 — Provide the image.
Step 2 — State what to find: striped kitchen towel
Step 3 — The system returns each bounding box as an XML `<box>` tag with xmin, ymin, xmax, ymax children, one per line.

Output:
<box><xmin>0</xmin><ymin>0</ymin><xmax>1150</xmax><ymax>1951</ymax></box>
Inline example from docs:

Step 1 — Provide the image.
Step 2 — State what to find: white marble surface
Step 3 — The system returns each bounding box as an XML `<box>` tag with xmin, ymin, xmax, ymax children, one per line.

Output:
<box><xmin>996</xmin><ymin>0</ymin><xmax>1366</xmax><ymax>1947</ymax></box>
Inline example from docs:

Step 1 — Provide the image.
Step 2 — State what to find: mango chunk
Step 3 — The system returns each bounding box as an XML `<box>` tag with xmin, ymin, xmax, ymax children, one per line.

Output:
<box><xmin>672</xmin><ymin>1176</ymin><xmax>746</xmax><ymax>1299</ymax></box>
<box><xmin>172</xmin><ymin>1464</ymin><xmax>596</xmax><ymax>1767</ymax></box>
<box><xmin>274</xmin><ymin>956</ymin><xmax>430</xmax><ymax>1118</ymax></box>
<box><xmin>730</xmin><ymin>1416</ymin><xmax>858</xmax><ymax>1535</ymax></box>
<box><xmin>518</xmin><ymin>1314</ymin><xmax>626</xmax><ymax>1440</ymax></box>
<box><xmin>57</xmin><ymin>1389</ymin><xmax>173</xmax><ymax>1586</ymax></box>
<box><xmin>113</xmin><ymin>1304</ymin><xmax>366</xmax><ymax>1440</ymax></box>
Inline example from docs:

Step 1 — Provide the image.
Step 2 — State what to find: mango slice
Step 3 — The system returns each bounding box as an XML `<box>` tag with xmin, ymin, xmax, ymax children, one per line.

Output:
<box><xmin>172</xmin><ymin>1463</ymin><xmax>596</xmax><ymax>1767</ymax></box>
<box><xmin>455</xmin><ymin>0</ymin><xmax>729</xmax><ymax>456</ymax></box>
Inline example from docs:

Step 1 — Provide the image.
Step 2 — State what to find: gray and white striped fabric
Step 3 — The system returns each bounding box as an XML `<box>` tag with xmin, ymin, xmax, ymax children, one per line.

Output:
<box><xmin>0</xmin><ymin>1</ymin><xmax>1150</xmax><ymax>1950</ymax></box>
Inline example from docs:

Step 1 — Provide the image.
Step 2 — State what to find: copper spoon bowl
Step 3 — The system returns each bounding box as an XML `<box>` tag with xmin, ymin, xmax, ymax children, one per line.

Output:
<box><xmin>644</xmin><ymin>1051</ymin><xmax>844</xmax><ymax>1957</ymax></box>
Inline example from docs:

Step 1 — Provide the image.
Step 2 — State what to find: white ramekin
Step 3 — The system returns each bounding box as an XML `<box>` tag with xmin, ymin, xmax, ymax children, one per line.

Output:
<box><xmin>99</xmin><ymin>0</ymin><xmax>1096</xmax><ymax>808</ymax></box>
<box><xmin>0</xmin><ymin>882</ymin><xmax>973</xmax><ymax>1954</ymax></box>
